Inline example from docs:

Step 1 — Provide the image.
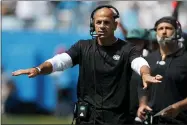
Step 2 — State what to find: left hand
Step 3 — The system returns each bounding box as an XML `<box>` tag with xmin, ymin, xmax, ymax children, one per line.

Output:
<box><xmin>161</xmin><ymin>104</ymin><xmax>181</xmax><ymax>118</ymax></box>
<box><xmin>137</xmin><ymin>104</ymin><xmax>153</xmax><ymax>120</ymax></box>
<box><xmin>142</xmin><ymin>74</ymin><xmax>163</xmax><ymax>89</ymax></box>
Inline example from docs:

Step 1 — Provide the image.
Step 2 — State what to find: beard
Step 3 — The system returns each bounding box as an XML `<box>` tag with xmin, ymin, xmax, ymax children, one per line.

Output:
<box><xmin>156</xmin><ymin>33</ymin><xmax>175</xmax><ymax>46</ymax></box>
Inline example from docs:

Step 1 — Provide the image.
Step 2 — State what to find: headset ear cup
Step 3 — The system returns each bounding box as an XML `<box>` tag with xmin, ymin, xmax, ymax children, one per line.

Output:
<box><xmin>90</xmin><ymin>20</ymin><xmax>95</xmax><ymax>32</ymax></box>
<box><xmin>176</xmin><ymin>20</ymin><xmax>182</xmax><ymax>39</ymax></box>
<box><xmin>176</xmin><ymin>28</ymin><xmax>181</xmax><ymax>39</ymax></box>
<box><xmin>178</xmin><ymin>29</ymin><xmax>182</xmax><ymax>39</ymax></box>
<box><xmin>176</xmin><ymin>29</ymin><xmax>180</xmax><ymax>39</ymax></box>
<box><xmin>91</xmin><ymin>26</ymin><xmax>95</xmax><ymax>33</ymax></box>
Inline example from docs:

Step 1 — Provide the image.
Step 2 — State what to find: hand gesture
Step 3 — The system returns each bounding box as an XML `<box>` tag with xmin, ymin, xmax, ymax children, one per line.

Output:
<box><xmin>142</xmin><ymin>74</ymin><xmax>163</xmax><ymax>89</ymax></box>
<box><xmin>137</xmin><ymin>104</ymin><xmax>152</xmax><ymax>120</ymax></box>
<box><xmin>12</xmin><ymin>68</ymin><xmax>39</xmax><ymax>78</ymax></box>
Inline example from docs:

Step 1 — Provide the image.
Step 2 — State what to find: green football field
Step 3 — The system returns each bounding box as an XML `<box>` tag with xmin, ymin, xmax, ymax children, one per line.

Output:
<box><xmin>2</xmin><ymin>114</ymin><xmax>73</xmax><ymax>124</ymax></box>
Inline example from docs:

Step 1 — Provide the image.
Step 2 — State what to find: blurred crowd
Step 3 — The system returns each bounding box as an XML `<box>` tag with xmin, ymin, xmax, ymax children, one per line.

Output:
<box><xmin>2</xmin><ymin>1</ymin><xmax>187</xmax><ymax>32</ymax></box>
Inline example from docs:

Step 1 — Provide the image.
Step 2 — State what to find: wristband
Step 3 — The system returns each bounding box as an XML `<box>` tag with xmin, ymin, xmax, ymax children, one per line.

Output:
<box><xmin>35</xmin><ymin>67</ymin><xmax>41</xmax><ymax>73</ymax></box>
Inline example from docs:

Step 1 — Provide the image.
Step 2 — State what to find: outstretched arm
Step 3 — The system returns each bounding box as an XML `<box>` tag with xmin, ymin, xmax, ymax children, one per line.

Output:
<box><xmin>12</xmin><ymin>53</ymin><xmax>73</xmax><ymax>78</ymax></box>
<box><xmin>131</xmin><ymin>57</ymin><xmax>163</xmax><ymax>89</ymax></box>
<box><xmin>129</xmin><ymin>45</ymin><xmax>162</xmax><ymax>88</ymax></box>
<box><xmin>12</xmin><ymin>40</ymin><xmax>82</xmax><ymax>78</ymax></box>
<box><xmin>161</xmin><ymin>98</ymin><xmax>187</xmax><ymax>118</ymax></box>
<box><xmin>177</xmin><ymin>98</ymin><xmax>187</xmax><ymax>111</ymax></box>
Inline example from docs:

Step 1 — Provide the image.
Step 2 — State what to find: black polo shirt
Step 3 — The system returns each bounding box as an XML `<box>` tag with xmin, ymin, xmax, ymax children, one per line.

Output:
<box><xmin>66</xmin><ymin>38</ymin><xmax>141</xmax><ymax>124</ymax></box>
<box><xmin>140</xmin><ymin>47</ymin><xmax>187</xmax><ymax>115</ymax></box>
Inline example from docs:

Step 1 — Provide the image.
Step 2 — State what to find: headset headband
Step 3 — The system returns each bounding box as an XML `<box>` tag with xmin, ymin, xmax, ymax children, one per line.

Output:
<box><xmin>90</xmin><ymin>5</ymin><xmax>119</xmax><ymax>20</ymax></box>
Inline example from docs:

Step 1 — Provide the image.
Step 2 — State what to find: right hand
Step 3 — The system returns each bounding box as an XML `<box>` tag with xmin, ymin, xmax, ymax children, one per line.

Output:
<box><xmin>137</xmin><ymin>104</ymin><xmax>152</xmax><ymax>120</ymax></box>
<box><xmin>142</xmin><ymin>74</ymin><xmax>163</xmax><ymax>89</ymax></box>
<box><xmin>12</xmin><ymin>68</ymin><xmax>39</xmax><ymax>78</ymax></box>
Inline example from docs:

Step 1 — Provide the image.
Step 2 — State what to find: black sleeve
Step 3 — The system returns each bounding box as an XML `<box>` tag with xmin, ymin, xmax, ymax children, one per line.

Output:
<box><xmin>129</xmin><ymin>45</ymin><xmax>142</xmax><ymax>63</ymax></box>
<box><xmin>66</xmin><ymin>41</ymin><xmax>81</xmax><ymax>66</ymax></box>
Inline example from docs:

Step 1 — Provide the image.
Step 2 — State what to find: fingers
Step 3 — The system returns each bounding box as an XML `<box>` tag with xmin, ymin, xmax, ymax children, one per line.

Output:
<box><xmin>152</xmin><ymin>74</ymin><xmax>163</xmax><ymax>83</ymax></box>
<box><xmin>138</xmin><ymin>105</ymin><xmax>152</xmax><ymax>120</ymax></box>
<box><xmin>28</xmin><ymin>71</ymin><xmax>38</xmax><ymax>78</ymax></box>
<box><xmin>145</xmin><ymin>106</ymin><xmax>152</xmax><ymax>111</ymax></box>
<box><xmin>155</xmin><ymin>74</ymin><xmax>163</xmax><ymax>80</ymax></box>
<box><xmin>12</xmin><ymin>69</ymin><xmax>29</xmax><ymax>76</ymax></box>
<box><xmin>12</xmin><ymin>68</ymin><xmax>38</xmax><ymax>78</ymax></box>
<box><xmin>138</xmin><ymin>109</ymin><xmax>146</xmax><ymax>120</ymax></box>
<box><xmin>139</xmin><ymin>113</ymin><xmax>146</xmax><ymax>120</ymax></box>
<box><xmin>28</xmin><ymin>73</ymin><xmax>35</xmax><ymax>78</ymax></box>
<box><xmin>140</xmin><ymin>110</ymin><xmax>146</xmax><ymax>115</ymax></box>
<box><xmin>143</xmin><ymin>82</ymin><xmax>147</xmax><ymax>89</ymax></box>
<box><xmin>139</xmin><ymin>109</ymin><xmax>147</xmax><ymax>120</ymax></box>
<box><xmin>142</xmin><ymin>74</ymin><xmax>163</xmax><ymax>89</ymax></box>
<box><xmin>147</xmin><ymin>77</ymin><xmax>162</xmax><ymax>84</ymax></box>
<box><xmin>152</xmin><ymin>77</ymin><xmax>162</xmax><ymax>83</ymax></box>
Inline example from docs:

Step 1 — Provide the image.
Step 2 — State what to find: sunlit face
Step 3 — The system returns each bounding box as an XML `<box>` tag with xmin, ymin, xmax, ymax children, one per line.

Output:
<box><xmin>93</xmin><ymin>8</ymin><xmax>117</xmax><ymax>38</ymax></box>
<box><xmin>156</xmin><ymin>22</ymin><xmax>175</xmax><ymax>38</ymax></box>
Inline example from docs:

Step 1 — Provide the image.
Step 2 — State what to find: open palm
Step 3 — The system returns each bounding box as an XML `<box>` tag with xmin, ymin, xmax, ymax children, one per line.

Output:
<box><xmin>12</xmin><ymin>68</ymin><xmax>39</xmax><ymax>78</ymax></box>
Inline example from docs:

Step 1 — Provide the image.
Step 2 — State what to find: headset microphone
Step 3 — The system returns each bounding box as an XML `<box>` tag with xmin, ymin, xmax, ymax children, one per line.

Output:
<box><xmin>92</xmin><ymin>34</ymin><xmax>99</xmax><ymax>37</ymax></box>
<box><xmin>90</xmin><ymin>31</ymin><xmax>99</xmax><ymax>37</ymax></box>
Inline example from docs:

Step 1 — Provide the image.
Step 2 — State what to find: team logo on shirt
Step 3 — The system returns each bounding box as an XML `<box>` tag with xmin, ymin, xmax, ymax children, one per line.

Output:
<box><xmin>113</xmin><ymin>55</ymin><xmax>120</xmax><ymax>60</ymax></box>
<box><xmin>156</xmin><ymin>61</ymin><xmax>166</xmax><ymax>65</ymax></box>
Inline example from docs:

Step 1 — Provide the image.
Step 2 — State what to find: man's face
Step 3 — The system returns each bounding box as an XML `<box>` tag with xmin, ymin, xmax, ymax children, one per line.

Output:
<box><xmin>93</xmin><ymin>8</ymin><xmax>117</xmax><ymax>38</ymax></box>
<box><xmin>156</xmin><ymin>22</ymin><xmax>175</xmax><ymax>38</ymax></box>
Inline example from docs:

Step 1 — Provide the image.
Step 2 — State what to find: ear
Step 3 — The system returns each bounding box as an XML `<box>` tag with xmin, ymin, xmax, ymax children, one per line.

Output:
<box><xmin>113</xmin><ymin>21</ymin><xmax>118</xmax><ymax>30</ymax></box>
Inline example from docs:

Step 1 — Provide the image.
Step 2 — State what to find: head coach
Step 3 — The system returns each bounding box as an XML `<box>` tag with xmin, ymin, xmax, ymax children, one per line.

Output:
<box><xmin>12</xmin><ymin>5</ymin><xmax>162</xmax><ymax>125</ymax></box>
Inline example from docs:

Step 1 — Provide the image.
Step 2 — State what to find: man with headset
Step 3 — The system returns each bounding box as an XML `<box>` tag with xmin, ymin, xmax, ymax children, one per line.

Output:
<box><xmin>12</xmin><ymin>5</ymin><xmax>162</xmax><ymax>125</ymax></box>
<box><xmin>137</xmin><ymin>16</ymin><xmax>187</xmax><ymax>124</ymax></box>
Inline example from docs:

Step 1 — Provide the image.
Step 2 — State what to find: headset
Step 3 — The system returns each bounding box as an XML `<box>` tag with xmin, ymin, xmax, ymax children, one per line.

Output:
<box><xmin>152</xmin><ymin>17</ymin><xmax>182</xmax><ymax>40</ymax></box>
<box><xmin>175</xmin><ymin>20</ymin><xmax>183</xmax><ymax>39</ymax></box>
<box><xmin>90</xmin><ymin>5</ymin><xmax>120</xmax><ymax>38</ymax></box>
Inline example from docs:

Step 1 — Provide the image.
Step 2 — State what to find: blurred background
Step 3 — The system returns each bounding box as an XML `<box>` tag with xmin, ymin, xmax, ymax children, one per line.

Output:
<box><xmin>1</xmin><ymin>1</ymin><xmax>187</xmax><ymax>124</ymax></box>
